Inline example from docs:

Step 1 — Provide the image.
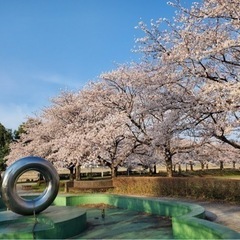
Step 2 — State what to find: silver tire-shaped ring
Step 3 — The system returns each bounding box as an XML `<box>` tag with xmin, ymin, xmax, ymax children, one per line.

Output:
<box><xmin>1</xmin><ymin>156</ymin><xmax>59</xmax><ymax>215</ymax></box>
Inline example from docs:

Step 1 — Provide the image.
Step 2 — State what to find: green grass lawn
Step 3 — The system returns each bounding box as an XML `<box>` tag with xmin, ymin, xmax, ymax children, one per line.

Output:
<box><xmin>180</xmin><ymin>168</ymin><xmax>240</xmax><ymax>178</ymax></box>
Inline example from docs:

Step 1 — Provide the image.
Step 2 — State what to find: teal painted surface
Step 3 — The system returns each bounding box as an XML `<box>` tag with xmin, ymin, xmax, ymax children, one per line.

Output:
<box><xmin>0</xmin><ymin>205</ymin><xmax>87</xmax><ymax>239</ymax></box>
<box><xmin>76</xmin><ymin>206</ymin><xmax>173</xmax><ymax>239</ymax></box>
<box><xmin>54</xmin><ymin>194</ymin><xmax>240</xmax><ymax>239</ymax></box>
<box><xmin>35</xmin><ymin>207</ymin><xmax>87</xmax><ymax>239</ymax></box>
<box><xmin>56</xmin><ymin>194</ymin><xmax>199</xmax><ymax>217</ymax></box>
<box><xmin>52</xmin><ymin>195</ymin><xmax>67</xmax><ymax>206</ymax></box>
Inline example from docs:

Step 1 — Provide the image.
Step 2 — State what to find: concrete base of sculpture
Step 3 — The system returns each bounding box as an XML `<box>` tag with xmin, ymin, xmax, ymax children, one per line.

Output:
<box><xmin>0</xmin><ymin>206</ymin><xmax>87</xmax><ymax>239</ymax></box>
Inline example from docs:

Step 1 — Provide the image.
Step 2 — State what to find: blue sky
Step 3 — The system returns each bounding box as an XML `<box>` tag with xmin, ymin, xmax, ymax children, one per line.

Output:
<box><xmin>0</xmin><ymin>0</ymin><xmax>197</xmax><ymax>130</ymax></box>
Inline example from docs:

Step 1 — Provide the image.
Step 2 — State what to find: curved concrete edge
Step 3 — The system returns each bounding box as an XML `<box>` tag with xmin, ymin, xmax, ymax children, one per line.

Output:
<box><xmin>0</xmin><ymin>206</ymin><xmax>87</xmax><ymax>239</ymax></box>
<box><xmin>172</xmin><ymin>215</ymin><xmax>240</xmax><ymax>240</ymax></box>
<box><xmin>54</xmin><ymin>194</ymin><xmax>240</xmax><ymax>239</ymax></box>
<box><xmin>34</xmin><ymin>206</ymin><xmax>87</xmax><ymax>239</ymax></box>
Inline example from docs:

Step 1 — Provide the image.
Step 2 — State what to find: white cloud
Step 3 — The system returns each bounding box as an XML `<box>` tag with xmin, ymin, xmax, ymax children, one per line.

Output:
<box><xmin>0</xmin><ymin>70</ymin><xmax>89</xmax><ymax>131</ymax></box>
<box><xmin>0</xmin><ymin>103</ymin><xmax>35</xmax><ymax>130</ymax></box>
<box><xmin>35</xmin><ymin>73</ymin><xmax>86</xmax><ymax>90</ymax></box>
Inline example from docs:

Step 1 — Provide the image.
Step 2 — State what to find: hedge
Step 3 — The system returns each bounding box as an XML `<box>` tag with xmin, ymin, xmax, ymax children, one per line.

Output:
<box><xmin>112</xmin><ymin>177</ymin><xmax>240</xmax><ymax>202</ymax></box>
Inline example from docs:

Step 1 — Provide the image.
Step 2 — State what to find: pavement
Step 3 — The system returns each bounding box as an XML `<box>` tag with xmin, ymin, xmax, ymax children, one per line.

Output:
<box><xmin>160</xmin><ymin>197</ymin><xmax>240</xmax><ymax>233</ymax></box>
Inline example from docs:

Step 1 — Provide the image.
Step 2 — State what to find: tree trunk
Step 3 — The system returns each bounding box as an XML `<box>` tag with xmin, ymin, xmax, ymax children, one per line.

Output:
<box><xmin>165</xmin><ymin>154</ymin><xmax>173</xmax><ymax>177</ymax></box>
<box><xmin>153</xmin><ymin>163</ymin><xmax>157</xmax><ymax>174</ymax></box>
<box><xmin>166</xmin><ymin>159</ymin><xmax>173</xmax><ymax>177</ymax></box>
<box><xmin>111</xmin><ymin>165</ymin><xmax>118</xmax><ymax>178</ymax></box>
<box><xmin>178</xmin><ymin>164</ymin><xmax>182</xmax><ymax>174</ymax></box>
<box><xmin>164</xmin><ymin>144</ymin><xmax>173</xmax><ymax>177</ymax></box>
<box><xmin>233</xmin><ymin>161</ymin><xmax>236</xmax><ymax>169</ymax></box>
<box><xmin>189</xmin><ymin>161</ymin><xmax>194</xmax><ymax>171</ymax></box>
<box><xmin>220</xmin><ymin>160</ymin><xmax>224</xmax><ymax>170</ymax></box>
<box><xmin>75</xmin><ymin>164</ymin><xmax>81</xmax><ymax>181</ymax></box>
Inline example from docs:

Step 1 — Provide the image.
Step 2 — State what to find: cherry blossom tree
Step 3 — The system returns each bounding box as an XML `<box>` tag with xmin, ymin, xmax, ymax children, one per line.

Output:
<box><xmin>101</xmin><ymin>63</ymin><xmax>204</xmax><ymax>177</ymax></box>
<box><xmin>7</xmin><ymin>83</ymin><xmax>139</xmax><ymax>178</ymax></box>
<box><xmin>132</xmin><ymin>0</ymin><xmax>240</xmax><ymax>174</ymax></box>
<box><xmin>135</xmin><ymin>0</ymin><xmax>240</xmax><ymax>150</ymax></box>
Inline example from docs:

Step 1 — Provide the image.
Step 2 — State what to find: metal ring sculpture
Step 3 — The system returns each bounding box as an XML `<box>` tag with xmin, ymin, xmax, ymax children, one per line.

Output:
<box><xmin>1</xmin><ymin>156</ymin><xmax>59</xmax><ymax>215</ymax></box>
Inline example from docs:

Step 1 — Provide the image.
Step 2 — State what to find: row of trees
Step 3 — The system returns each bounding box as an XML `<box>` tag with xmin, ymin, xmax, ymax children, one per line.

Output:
<box><xmin>5</xmin><ymin>0</ymin><xmax>240</xmax><ymax>178</ymax></box>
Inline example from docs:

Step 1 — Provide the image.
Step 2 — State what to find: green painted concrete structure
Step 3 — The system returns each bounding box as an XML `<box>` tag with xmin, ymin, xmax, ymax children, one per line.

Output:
<box><xmin>54</xmin><ymin>194</ymin><xmax>240</xmax><ymax>239</ymax></box>
<box><xmin>1</xmin><ymin>194</ymin><xmax>240</xmax><ymax>239</ymax></box>
<box><xmin>0</xmin><ymin>205</ymin><xmax>86</xmax><ymax>239</ymax></box>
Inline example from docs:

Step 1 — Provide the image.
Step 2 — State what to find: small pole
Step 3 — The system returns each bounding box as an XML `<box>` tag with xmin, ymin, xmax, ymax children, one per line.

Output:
<box><xmin>101</xmin><ymin>208</ymin><xmax>105</xmax><ymax>219</ymax></box>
